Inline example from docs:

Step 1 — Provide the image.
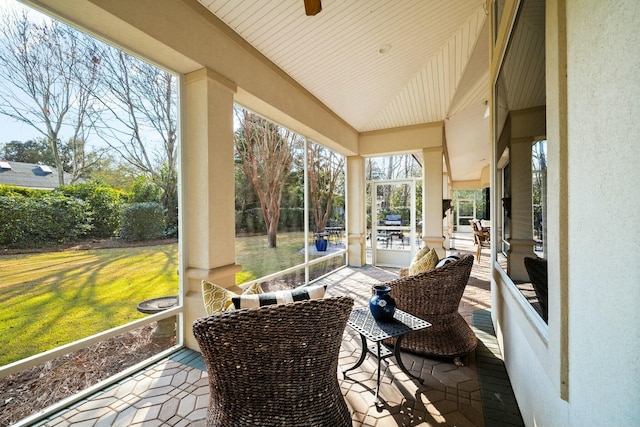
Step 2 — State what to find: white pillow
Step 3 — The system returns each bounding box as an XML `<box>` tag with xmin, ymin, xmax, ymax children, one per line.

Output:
<box><xmin>435</xmin><ymin>255</ymin><xmax>460</xmax><ymax>268</ymax></box>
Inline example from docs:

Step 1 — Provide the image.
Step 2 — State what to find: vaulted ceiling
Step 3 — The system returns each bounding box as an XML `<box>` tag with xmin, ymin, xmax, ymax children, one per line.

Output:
<box><xmin>198</xmin><ymin>0</ymin><xmax>492</xmax><ymax>185</ymax></box>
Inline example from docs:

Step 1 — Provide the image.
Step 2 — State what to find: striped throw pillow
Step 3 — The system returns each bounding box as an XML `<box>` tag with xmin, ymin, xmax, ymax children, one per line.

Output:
<box><xmin>232</xmin><ymin>284</ymin><xmax>327</xmax><ymax>310</ymax></box>
<box><xmin>435</xmin><ymin>255</ymin><xmax>460</xmax><ymax>268</ymax></box>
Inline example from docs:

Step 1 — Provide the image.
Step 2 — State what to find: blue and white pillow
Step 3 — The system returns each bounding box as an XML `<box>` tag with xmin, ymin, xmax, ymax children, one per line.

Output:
<box><xmin>232</xmin><ymin>284</ymin><xmax>327</xmax><ymax>310</ymax></box>
<box><xmin>435</xmin><ymin>255</ymin><xmax>460</xmax><ymax>269</ymax></box>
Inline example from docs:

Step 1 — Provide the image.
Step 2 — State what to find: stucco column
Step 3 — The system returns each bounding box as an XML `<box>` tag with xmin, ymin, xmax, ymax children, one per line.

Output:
<box><xmin>422</xmin><ymin>147</ymin><xmax>445</xmax><ymax>257</ymax></box>
<box><xmin>346</xmin><ymin>155</ymin><xmax>366</xmax><ymax>266</ymax></box>
<box><xmin>507</xmin><ymin>137</ymin><xmax>536</xmax><ymax>280</ymax></box>
<box><xmin>181</xmin><ymin>68</ymin><xmax>240</xmax><ymax>350</ymax></box>
<box><xmin>442</xmin><ymin>173</ymin><xmax>453</xmax><ymax>249</ymax></box>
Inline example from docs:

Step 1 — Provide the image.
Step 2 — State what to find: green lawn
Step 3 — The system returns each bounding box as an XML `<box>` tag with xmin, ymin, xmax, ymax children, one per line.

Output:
<box><xmin>0</xmin><ymin>232</ymin><xmax>331</xmax><ymax>366</ymax></box>
<box><xmin>234</xmin><ymin>232</ymin><xmax>308</xmax><ymax>283</ymax></box>
<box><xmin>0</xmin><ymin>244</ymin><xmax>179</xmax><ymax>366</ymax></box>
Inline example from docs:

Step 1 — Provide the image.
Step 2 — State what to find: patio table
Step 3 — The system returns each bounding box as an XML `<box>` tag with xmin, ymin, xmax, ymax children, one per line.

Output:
<box><xmin>343</xmin><ymin>307</ymin><xmax>431</xmax><ymax>403</ymax></box>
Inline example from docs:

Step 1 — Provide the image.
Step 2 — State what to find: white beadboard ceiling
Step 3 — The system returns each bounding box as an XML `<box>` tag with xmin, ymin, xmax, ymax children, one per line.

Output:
<box><xmin>197</xmin><ymin>0</ymin><xmax>543</xmax><ymax>184</ymax></box>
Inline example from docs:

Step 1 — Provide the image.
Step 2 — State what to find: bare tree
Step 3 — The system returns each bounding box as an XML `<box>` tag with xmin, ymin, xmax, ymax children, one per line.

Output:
<box><xmin>235</xmin><ymin>108</ymin><xmax>299</xmax><ymax>248</ymax></box>
<box><xmin>92</xmin><ymin>47</ymin><xmax>178</xmax><ymax>227</ymax></box>
<box><xmin>307</xmin><ymin>141</ymin><xmax>345</xmax><ymax>233</ymax></box>
<box><xmin>0</xmin><ymin>6</ymin><xmax>102</xmax><ymax>184</ymax></box>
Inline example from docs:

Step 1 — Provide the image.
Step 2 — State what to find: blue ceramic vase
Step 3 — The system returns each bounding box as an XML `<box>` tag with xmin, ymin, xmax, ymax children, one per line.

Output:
<box><xmin>315</xmin><ymin>238</ymin><xmax>328</xmax><ymax>251</ymax></box>
<box><xmin>369</xmin><ymin>285</ymin><xmax>396</xmax><ymax>321</ymax></box>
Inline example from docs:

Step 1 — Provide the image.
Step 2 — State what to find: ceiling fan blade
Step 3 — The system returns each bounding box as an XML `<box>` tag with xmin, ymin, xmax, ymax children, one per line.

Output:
<box><xmin>304</xmin><ymin>0</ymin><xmax>322</xmax><ymax>16</ymax></box>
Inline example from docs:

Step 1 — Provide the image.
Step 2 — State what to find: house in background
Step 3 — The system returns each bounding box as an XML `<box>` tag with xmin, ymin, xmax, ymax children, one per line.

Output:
<box><xmin>0</xmin><ymin>160</ymin><xmax>74</xmax><ymax>190</ymax></box>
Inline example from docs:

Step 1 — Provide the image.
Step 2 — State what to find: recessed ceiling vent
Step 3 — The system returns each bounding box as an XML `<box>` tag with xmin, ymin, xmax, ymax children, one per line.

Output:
<box><xmin>0</xmin><ymin>159</ymin><xmax>11</xmax><ymax>170</ymax></box>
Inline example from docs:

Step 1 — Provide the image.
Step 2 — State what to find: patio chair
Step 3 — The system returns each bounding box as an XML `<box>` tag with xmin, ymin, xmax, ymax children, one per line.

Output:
<box><xmin>469</xmin><ymin>219</ymin><xmax>490</xmax><ymax>262</ymax></box>
<box><xmin>385</xmin><ymin>254</ymin><xmax>476</xmax><ymax>365</ymax></box>
<box><xmin>193</xmin><ymin>296</ymin><xmax>354</xmax><ymax>427</ymax></box>
<box><xmin>524</xmin><ymin>256</ymin><xmax>548</xmax><ymax>322</ymax></box>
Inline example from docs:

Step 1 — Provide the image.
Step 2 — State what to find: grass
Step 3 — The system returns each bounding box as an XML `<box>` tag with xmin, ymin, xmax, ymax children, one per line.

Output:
<box><xmin>0</xmin><ymin>232</ymin><xmax>338</xmax><ymax>366</ymax></box>
<box><xmin>234</xmin><ymin>232</ymin><xmax>308</xmax><ymax>283</ymax></box>
<box><xmin>0</xmin><ymin>244</ymin><xmax>178</xmax><ymax>366</ymax></box>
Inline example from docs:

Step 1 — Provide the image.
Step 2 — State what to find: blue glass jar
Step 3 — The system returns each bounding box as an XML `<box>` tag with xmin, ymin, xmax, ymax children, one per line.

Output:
<box><xmin>369</xmin><ymin>285</ymin><xmax>396</xmax><ymax>321</ymax></box>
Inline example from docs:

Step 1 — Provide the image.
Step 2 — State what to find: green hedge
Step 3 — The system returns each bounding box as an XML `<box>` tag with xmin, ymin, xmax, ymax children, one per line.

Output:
<box><xmin>119</xmin><ymin>202</ymin><xmax>166</xmax><ymax>241</ymax></box>
<box><xmin>57</xmin><ymin>182</ymin><xmax>125</xmax><ymax>238</ymax></box>
<box><xmin>278</xmin><ymin>207</ymin><xmax>304</xmax><ymax>231</ymax></box>
<box><xmin>235</xmin><ymin>207</ymin><xmax>305</xmax><ymax>234</ymax></box>
<box><xmin>0</xmin><ymin>184</ymin><xmax>50</xmax><ymax>198</ymax></box>
<box><xmin>0</xmin><ymin>195</ymin><xmax>92</xmax><ymax>248</ymax></box>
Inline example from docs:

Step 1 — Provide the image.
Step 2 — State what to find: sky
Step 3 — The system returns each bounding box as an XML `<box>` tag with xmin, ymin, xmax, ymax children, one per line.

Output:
<box><xmin>0</xmin><ymin>118</ymin><xmax>37</xmax><ymax>144</ymax></box>
<box><xmin>0</xmin><ymin>0</ymin><xmax>38</xmax><ymax>145</ymax></box>
<box><xmin>0</xmin><ymin>0</ymin><xmax>71</xmax><ymax>147</ymax></box>
<box><xmin>0</xmin><ymin>0</ymin><xmax>167</xmax><ymax>154</ymax></box>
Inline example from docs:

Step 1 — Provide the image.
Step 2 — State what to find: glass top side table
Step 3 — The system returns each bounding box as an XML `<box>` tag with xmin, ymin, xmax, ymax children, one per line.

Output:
<box><xmin>343</xmin><ymin>307</ymin><xmax>431</xmax><ymax>403</ymax></box>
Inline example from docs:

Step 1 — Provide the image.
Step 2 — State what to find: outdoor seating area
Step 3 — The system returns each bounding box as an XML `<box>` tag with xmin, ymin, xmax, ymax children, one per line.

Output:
<box><xmin>32</xmin><ymin>233</ymin><xmax>523</xmax><ymax>427</ymax></box>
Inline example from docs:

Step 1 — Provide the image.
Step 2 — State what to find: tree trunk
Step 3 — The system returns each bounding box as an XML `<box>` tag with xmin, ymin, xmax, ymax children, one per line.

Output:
<box><xmin>266</xmin><ymin>221</ymin><xmax>278</xmax><ymax>248</ymax></box>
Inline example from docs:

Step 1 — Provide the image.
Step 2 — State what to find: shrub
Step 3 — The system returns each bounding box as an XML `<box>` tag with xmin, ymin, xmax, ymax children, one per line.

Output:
<box><xmin>58</xmin><ymin>182</ymin><xmax>125</xmax><ymax>238</ymax></box>
<box><xmin>119</xmin><ymin>202</ymin><xmax>166</xmax><ymax>241</ymax></box>
<box><xmin>0</xmin><ymin>184</ymin><xmax>49</xmax><ymax>198</ymax></box>
<box><xmin>0</xmin><ymin>195</ymin><xmax>92</xmax><ymax>248</ymax></box>
<box><xmin>235</xmin><ymin>207</ymin><xmax>266</xmax><ymax>234</ymax></box>
<box><xmin>278</xmin><ymin>207</ymin><xmax>304</xmax><ymax>231</ymax></box>
<box><xmin>128</xmin><ymin>176</ymin><xmax>161</xmax><ymax>203</ymax></box>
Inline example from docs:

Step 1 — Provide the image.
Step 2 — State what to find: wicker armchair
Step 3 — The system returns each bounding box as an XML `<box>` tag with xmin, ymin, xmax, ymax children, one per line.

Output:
<box><xmin>193</xmin><ymin>296</ymin><xmax>354</xmax><ymax>427</ymax></box>
<box><xmin>385</xmin><ymin>254</ymin><xmax>476</xmax><ymax>364</ymax></box>
<box><xmin>524</xmin><ymin>256</ymin><xmax>548</xmax><ymax>322</ymax></box>
<box><xmin>469</xmin><ymin>219</ymin><xmax>490</xmax><ymax>262</ymax></box>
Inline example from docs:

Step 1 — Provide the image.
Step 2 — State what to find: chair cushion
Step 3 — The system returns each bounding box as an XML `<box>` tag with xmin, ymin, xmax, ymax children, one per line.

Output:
<box><xmin>202</xmin><ymin>281</ymin><xmax>263</xmax><ymax>315</ymax></box>
<box><xmin>435</xmin><ymin>255</ymin><xmax>460</xmax><ymax>268</ymax></box>
<box><xmin>232</xmin><ymin>284</ymin><xmax>327</xmax><ymax>310</ymax></box>
<box><xmin>408</xmin><ymin>248</ymin><xmax>439</xmax><ymax>275</ymax></box>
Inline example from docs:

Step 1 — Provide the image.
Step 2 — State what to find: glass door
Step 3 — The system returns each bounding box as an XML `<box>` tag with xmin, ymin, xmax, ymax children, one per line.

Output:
<box><xmin>456</xmin><ymin>198</ymin><xmax>476</xmax><ymax>231</ymax></box>
<box><xmin>371</xmin><ymin>180</ymin><xmax>420</xmax><ymax>267</ymax></box>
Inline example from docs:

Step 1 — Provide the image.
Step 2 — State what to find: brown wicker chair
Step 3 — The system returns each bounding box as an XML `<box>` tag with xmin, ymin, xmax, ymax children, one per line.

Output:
<box><xmin>524</xmin><ymin>256</ymin><xmax>548</xmax><ymax>322</ymax></box>
<box><xmin>469</xmin><ymin>219</ymin><xmax>490</xmax><ymax>262</ymax></box>
<box><xmin>193</xmin><ymin>296</ymin><xmax>354</xmax><ymax>427</ymax></box>
<box><xmin>385</xmin><ymin>254</ymin><xmax>476</xmax><ymax>365</ymax></box>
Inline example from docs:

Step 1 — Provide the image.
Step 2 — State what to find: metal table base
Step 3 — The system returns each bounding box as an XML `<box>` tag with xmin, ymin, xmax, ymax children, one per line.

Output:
<box><xmin>343</xmin><ymin>308</ymin><xmax>431</xmax><ymax>403</ymax></box>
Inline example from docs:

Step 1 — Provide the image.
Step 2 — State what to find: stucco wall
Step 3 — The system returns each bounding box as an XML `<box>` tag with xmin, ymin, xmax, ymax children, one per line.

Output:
<box><xmin>493</xmin><ymin>1</ymin><xmax>640</xmax><ymax>426</ymax></box>
<box><xmin>359</xmin><ymin>122</ymin><xmax>443</xmax><ymax>156</ymax></box>
<box><xmin>564</xmin><ymin>0</ymin><xmax>640</xmax><ymax>424</ymax></box>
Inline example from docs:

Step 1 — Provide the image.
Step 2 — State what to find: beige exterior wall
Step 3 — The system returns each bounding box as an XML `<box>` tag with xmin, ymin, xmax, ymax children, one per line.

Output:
<box><xmin>422</xmin><ymin>148</ymin><xmax>445</xmax><ymax>257</ymax></box>
<box><xmin>346</xmin><ymin>156</ymin><xmax>367</xmax><ymax>267</ymax></box>
<box><xmin>563</xmin><ymin>0</ymin><xmax>639</xmax><ymax>424</ymax></box>
<box><xmin>181</xmin><ymin>69</ymin><xmax>241</xmax><ymax>349</ymax></box>
<box><xmin>491</xmin><ymin>1</ymin><xmax>640</xmax><ymax>426</ymax></box>
<box><xmin>359</xmin><ymin>122</ymin><xmax>444</xmax><ymax>156</ymax></box>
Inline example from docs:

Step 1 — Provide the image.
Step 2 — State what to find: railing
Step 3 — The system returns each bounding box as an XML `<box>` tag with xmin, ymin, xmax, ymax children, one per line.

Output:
<box><xmin>239</xmin><ymin>245</ymin><xmax>347</xmax><ymax>291</ymax></box>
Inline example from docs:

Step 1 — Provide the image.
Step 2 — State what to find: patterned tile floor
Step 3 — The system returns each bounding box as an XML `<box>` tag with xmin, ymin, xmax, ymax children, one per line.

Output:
<box><xmin>36</xmin><ymin>234</ymin><xmax>523</xmax><ymax>427</ymax></box>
